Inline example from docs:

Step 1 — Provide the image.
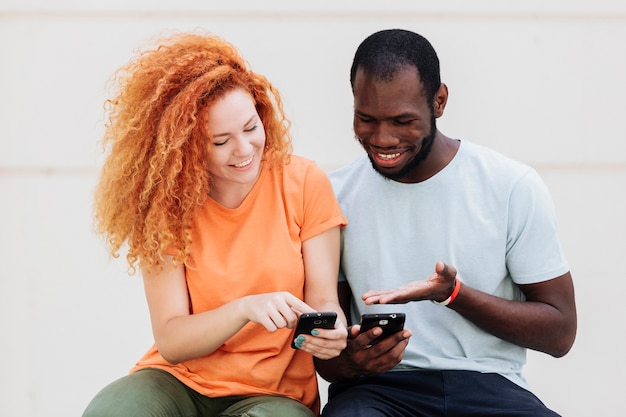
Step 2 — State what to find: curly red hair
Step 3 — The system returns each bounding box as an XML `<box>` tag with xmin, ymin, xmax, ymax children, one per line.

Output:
<box><xmin>94</xmin><ymin>31</ymin><xmax>292</xmax><ymax>274</ymax></box>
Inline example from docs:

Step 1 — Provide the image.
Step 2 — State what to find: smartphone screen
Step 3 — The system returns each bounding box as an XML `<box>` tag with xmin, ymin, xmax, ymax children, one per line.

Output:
<box><xmin>290</xmin><ymin>312</ymin><xmax>337</xmax><ymax>349</ymax></box>
<box><xmin>359</xmin><ymin>313</ymin><xmax>406</xmax><ymax>345</ymax></box>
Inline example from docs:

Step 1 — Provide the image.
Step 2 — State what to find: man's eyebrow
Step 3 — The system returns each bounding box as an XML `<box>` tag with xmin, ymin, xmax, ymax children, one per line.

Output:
<box><xmin>354</xmin><ymin>110</ymin><xmax>373</xmax><ymax>118</ymax></box>
<box><xmin>354</xmin><ymin>110</ymin><xmax>418</xmax><ymax>120</ymax></box>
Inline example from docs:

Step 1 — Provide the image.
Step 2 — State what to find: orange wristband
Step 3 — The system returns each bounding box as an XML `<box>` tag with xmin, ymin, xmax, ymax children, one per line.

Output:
<box><xmin>432</xmin><ymin>278</ymin><xmax>462</xmax><ymax>306</ymax></box>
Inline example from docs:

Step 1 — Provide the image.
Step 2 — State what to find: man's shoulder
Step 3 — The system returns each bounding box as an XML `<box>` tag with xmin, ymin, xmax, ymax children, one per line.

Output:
<box><xmin>327</xmin><ymin>156</ymin><xmax>371</xmax><ymax>204</ymax></box>
<box><xmin>328</xmin><ymin>156</ymin><xmax>369</xmax><ymax>183</ymax></box>
<box><xmin>460</xmin><ymin>140</ymin><xmax>531</xmax><ymax>177</ymax></box>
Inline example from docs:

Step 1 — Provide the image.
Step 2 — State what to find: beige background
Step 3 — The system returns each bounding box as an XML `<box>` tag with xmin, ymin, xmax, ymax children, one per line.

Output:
<box><xmin>1</xmin><ymin>1</ymin><xmax>625</xmax><ymax>416</ymax></box>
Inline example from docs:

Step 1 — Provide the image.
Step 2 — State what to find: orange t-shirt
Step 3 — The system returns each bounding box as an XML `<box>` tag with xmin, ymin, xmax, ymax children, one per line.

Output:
<box><xmin>131</xmin><ymin>156</ymin><xmax>346</xmax><ymax>413</ymax></box>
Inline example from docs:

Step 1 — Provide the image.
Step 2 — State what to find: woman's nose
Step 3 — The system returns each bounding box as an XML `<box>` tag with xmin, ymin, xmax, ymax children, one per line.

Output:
<box><xmin>233</xmin><ymin>136</ymin><xmax>253</xmax><ymax>155</ymax></box>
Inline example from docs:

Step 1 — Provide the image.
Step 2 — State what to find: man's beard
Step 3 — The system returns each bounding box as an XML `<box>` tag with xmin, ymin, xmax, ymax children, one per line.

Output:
<box><xmin>367</xmin><ymin>116</ymin><xmax>436</xmax><ymax>182</ymax></box>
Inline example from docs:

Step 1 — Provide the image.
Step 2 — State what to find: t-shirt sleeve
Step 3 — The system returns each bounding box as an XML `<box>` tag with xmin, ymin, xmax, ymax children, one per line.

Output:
<box><xmin>506</xmin><ymin>168</ymin><xmax>569</xmax><ymax>284</ymax></box>
<box><xmin>299</xmin><ymin>162</ymin><xmax>347</xmax><ymax>242</ymax></box>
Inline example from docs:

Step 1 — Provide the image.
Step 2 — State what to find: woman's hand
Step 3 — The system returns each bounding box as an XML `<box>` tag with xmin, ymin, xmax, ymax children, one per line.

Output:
<box><xmin>240</xmin><ymin>292</ymin><xmax>315</xmax><ymax>332</ymax></box>
<box><xmin>144</xmin><ymin>259</ymin><xmax>316</xmax><ymax>363</ymax></box>
<box><xmin>293</xmin><ymin>321</ymin><xmax>348</xmax><ymax>360</ymax></box>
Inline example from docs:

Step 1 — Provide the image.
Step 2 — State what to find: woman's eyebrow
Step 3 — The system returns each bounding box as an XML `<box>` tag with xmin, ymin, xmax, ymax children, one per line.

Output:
<box><xmin>212</xmin><ymin>115</ymin><xmax>257</xmax><ymax>138</ymax></box>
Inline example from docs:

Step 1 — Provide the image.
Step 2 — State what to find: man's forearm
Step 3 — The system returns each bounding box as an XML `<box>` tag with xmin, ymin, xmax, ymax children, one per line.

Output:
<box><xmin>449</xmin><ymin>274</ymin><xmax>577</xmax><ymax>357</ymax></box>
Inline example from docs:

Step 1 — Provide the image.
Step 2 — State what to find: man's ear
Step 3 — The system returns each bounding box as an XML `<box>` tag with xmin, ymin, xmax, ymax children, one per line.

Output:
<box><xmin>433</xmin><ymin>83</ymin><xmax>448</xmax><ymax>118</ymax></box>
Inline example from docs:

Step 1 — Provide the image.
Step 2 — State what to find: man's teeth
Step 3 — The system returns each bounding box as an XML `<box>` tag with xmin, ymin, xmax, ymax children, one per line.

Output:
<box><xmin>234</xmin><ymin>157</ymin><xmax>253</xmax><ymax>168</ymax></box>
<box><xmin>378</xmin><ymin>153</ymin><xmax>401</xmax><ymax>160</ymax></box>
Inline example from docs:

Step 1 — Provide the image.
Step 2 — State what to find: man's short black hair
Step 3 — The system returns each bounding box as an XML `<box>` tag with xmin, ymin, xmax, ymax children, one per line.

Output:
<box><xmin>350</xmin><ymin>29</ymin><xmax>441</xmax><ymax>103</ymax></box>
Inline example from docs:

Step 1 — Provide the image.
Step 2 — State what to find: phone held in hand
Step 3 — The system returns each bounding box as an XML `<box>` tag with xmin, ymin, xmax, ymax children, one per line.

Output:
<box><xmin>359</xmin><ymin>313</ymin><xmax>406</xmax><ymax>346</ymax></box>
<box><xmin>290</xmin><ymin>312</ymin><xmax>337</xmax><ymax>349</ymax></box>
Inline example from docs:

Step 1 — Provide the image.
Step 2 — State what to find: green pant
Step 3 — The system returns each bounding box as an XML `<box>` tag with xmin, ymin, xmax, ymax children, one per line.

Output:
<box><xmin>83</xmin><ymin>368</ymin><xmax>315</xmax><ymax>417</ymax></box>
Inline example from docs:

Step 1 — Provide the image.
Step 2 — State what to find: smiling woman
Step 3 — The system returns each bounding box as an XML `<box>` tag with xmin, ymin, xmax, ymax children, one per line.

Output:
<box><xmin>204</xmin><ymin>89</ymin><xmax>267</xmax><ymax>209</ymax></box>
<box><xmin>93</xmin><ymin>32</ymin><xmax>294</xmax><ymax>275</ymax></box>
<box><xmin>83</xmin><ymin>31</ymin><xmax>348</xmax><ymax>417</ymax></box>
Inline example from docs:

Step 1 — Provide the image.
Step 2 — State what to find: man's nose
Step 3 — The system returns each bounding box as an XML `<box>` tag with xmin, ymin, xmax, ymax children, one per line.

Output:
<box><xmin>369</xmin><ymin>123</ymin><xmax>399</xmax><ymax>148</ymax></box>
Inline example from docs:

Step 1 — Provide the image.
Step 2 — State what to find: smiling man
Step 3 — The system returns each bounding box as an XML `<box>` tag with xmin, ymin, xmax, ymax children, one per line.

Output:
<box><xmin>315</xmin><ymin>29</ymin><xmax>577</xmax><ymax>417</ymax></box>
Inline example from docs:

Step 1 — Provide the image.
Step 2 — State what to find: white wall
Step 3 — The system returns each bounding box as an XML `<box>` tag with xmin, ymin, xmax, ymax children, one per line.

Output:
<box><xmin>1</xmin><ymin>1</ymin><xmax>625</xmax><ymax>416</ymax></box>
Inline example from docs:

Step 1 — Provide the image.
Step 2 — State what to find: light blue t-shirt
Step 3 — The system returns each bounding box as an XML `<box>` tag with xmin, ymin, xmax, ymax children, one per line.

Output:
<box><xmin>329</xmin><ymin>140</ymin><xmax>569</xmax><ymax>389</ymax></box>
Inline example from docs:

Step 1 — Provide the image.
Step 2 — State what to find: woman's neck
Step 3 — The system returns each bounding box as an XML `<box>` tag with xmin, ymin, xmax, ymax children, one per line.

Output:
<box><xmin>208</xmin><ymin>166</ymin><xmax>263</xmax><ymax>209</ymax></box>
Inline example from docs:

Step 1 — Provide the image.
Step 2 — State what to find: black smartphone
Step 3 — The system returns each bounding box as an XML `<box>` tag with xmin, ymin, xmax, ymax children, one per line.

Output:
<box><xmin>359</xmin><ymin>313</ymin><xmax>406</xmax><ymax>345</ymax></box>
<box><xmin>290</xmin><ymin>312</ymin><xmax>337</xmax><ymax>349</ymax></box>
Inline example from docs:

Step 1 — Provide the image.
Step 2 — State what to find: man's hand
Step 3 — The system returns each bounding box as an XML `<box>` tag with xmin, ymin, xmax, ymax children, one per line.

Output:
<box><xmin>337</xmin><ymin>324</ymin><xmax>412</xmax><ymax>378</ymax></box>
<box><xmin>362</xmin><ymin>261</ymin><xmax>458</xmax><ymax>305</ymax></box>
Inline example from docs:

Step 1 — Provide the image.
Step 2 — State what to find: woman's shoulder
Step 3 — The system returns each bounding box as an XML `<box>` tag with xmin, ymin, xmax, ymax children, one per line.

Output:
<box><xmin>286</xmin><ymin>154</ymin><xmax>316</xmax><ymax>168</ymax></box>
<box><xmin>279</xmin><ymin>154</ymin><xmax>325</xmax><ymax>177</ymax></box>
<box><xmin>268</xmin><ymin>155</ymin><xmax>330</xmax><ymax>193</ymax></box>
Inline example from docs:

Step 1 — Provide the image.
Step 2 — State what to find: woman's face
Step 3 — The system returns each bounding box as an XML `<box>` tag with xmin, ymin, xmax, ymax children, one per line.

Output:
<box><xmin>205</xmin><ymin>88</ymin><xmax>266</xmax><ymax>194</ymax></box>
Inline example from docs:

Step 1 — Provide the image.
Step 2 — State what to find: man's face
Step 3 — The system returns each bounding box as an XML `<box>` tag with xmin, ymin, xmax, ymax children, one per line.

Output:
<box><xmin>353</xmin><ymin>66</ymin><xmax>436</xmax><ymax>183</ymax></box>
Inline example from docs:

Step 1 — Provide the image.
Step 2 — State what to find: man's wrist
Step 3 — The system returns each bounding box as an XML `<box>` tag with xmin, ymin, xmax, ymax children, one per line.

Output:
<box><xmin>432</xmin><ymin>278</ymin><xmax>462</xmax><ymax>306</ymax></box>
